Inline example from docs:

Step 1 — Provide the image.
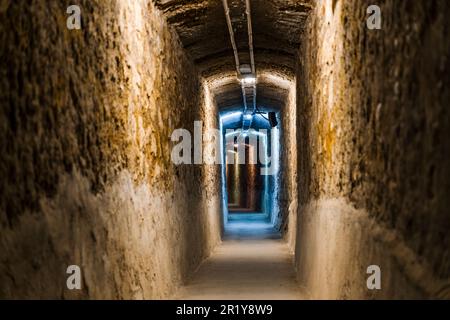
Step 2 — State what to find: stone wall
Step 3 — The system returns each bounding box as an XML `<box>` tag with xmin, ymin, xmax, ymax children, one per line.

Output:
<box><xmin>295</xmin><ymin>0</ymin><xmax>450</xmax><ymax>299</ymax></box>
<box><xmin>279</xmin><ymin>82</ymin><xmax>298</xmax><ymax>251</ymax></box>
<box><xmin>0</xmin><ymin>0</ymin><xmax>221</xmax><ymax>299</ymax></box>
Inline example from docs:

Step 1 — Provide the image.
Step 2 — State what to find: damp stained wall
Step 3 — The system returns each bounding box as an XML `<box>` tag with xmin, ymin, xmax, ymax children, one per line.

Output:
<box><xmin>295</xmin><ymin>0</ymin><xmax>450</xmax><ymax>299</ymax></box>
<box><xmin>0</xmin><ymin>0</ymin><xmax>222</xmax><ymax>299</ymax></box>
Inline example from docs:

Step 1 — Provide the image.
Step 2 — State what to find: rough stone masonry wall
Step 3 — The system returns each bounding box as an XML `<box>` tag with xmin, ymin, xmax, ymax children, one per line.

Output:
<box><xmin>296</xmin><ymin>0</ymin><xmax>450</xmax><ymax>299</ymax></box>
<box><xmin>279</xmin><ymin>83</ymin><xmax>298</xmax><ymax>251</ymax></box>
<box><xmin>0</xmin><ymin>0</ymin><xmax>221</xmax><ymax>299</ymax></box>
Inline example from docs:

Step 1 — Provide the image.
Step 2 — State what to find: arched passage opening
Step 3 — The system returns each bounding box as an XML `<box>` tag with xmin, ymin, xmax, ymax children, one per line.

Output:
<box><xmin>204</xmin><ymin>69</ymin><xmax>294</xmax><ymax>239</ymax></box>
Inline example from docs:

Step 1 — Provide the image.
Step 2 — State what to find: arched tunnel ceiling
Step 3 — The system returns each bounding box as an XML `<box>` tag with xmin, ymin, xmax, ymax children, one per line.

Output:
<box><xmin>213</xmin><ymin>72</ymin><xmax>290</xmax><ymax>112</ymax></box>
<box><xmin>154</xmin><ymin>0</ymin><xmax>312</xmax><ymax>110</ymax></box>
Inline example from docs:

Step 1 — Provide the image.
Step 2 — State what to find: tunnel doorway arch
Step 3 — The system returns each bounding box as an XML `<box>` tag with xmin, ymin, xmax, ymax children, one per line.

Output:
<box><xmin>219</xmin><ymin>114</ymin><xmax>280</xmax><ymax>232</ymax></box>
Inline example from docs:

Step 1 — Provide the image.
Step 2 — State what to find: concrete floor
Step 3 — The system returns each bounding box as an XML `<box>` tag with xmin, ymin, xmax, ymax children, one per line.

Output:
<box><xmin>175</xmin><ymin>215</ymin><xmax>303</xmax><ymax>300</ymax></box>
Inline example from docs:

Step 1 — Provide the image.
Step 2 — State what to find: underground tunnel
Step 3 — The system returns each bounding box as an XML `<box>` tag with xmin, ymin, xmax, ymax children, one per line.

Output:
<box><xmin>0</xmin><ymin>0</ymin><xmax>449</xmax><ymax>301</ymax></box>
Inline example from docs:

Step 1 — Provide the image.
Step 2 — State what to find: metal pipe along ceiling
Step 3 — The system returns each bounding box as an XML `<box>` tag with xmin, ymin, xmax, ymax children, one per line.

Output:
<box><xmin>222</xmin><ymin>0</ymin><xmax>257</xmax><ymax>130</ymax></box>
<box><xmin>222</xmin><ymin>0</ymin><xmax>248</xmax><ymax>113</ymax></box>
